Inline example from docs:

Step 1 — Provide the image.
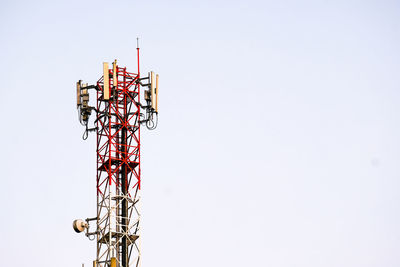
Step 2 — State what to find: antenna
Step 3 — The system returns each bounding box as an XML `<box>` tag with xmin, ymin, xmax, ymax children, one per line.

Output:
<box><xmin>103</xmin><ymin>62</ymin><xmax>110</xmax><ymax>100</ymax></box>
<box><xmin>137</xmin><ymin>37</ymin><xmax>140</xmax><ymax>75</ymax></box>
<box><xmin>76</xmin><ymin>80</ymin><xmax>81</xmax><ymax>108</ymax></box>
<box><xmin>151</xmin><ymin>71</ymin><xmax>155</xmax><ymax>110</ymax></box>
<box><xmin>113</xmin><ymin>60</ymin><xmax>117</xmax><ymax>88</ymax></box>
<box><xmin>156</xmin><ymin>74</ymin><xmax>159</xmax><ymax>112</ymax></box>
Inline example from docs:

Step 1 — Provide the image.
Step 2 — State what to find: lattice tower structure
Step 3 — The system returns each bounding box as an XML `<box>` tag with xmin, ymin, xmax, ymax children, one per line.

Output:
<box><xmin>95</xmin><ymin>62</ymin><xmax>142</xmax><ymax>267</ymax></box>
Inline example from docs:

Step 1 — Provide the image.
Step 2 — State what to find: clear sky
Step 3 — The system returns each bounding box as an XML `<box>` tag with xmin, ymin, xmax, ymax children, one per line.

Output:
<box><xmin>1</xmin><ymin>0</ymin><xmax>400</xmax><ymax>266</ymax></box>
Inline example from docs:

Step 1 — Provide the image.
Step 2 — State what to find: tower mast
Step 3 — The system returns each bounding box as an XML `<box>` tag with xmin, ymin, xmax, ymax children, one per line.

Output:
<box><xmin>74</xmin><ymin>47</ymin><xmax>159</xmax><ymax>267</ymax></box>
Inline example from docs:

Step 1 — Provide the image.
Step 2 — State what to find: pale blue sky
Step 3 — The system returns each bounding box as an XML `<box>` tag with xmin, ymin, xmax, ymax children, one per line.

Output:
<box><xmin>1</xmin><ymin>0</ymin><xmax>400</xmax><ymax>266</ymax></box>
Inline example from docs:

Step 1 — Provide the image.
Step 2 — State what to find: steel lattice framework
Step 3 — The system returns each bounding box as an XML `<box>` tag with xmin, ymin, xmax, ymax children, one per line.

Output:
<box><xmin>75</xmin><ymin>44</ymin><xmax>158</xmax><ymax>267</ymax></box>
<box><xmin>95</xmin><ymin>64</ymin><xmax>142</xmax><ymax>267</ymax></box>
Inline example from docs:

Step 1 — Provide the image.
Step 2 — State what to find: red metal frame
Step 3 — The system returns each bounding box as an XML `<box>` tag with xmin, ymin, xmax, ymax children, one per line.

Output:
<box><xmin>96</xmin><ymin>67</ymin><xmax>141</xmax><ymax>193</ymax></box>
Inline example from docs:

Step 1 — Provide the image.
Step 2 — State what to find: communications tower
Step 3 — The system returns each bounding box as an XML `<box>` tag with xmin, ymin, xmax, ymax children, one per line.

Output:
<box><xmin>73</xmin><ymin>45</ymin><xmax>159</xmax><ymax>267</ymax></box>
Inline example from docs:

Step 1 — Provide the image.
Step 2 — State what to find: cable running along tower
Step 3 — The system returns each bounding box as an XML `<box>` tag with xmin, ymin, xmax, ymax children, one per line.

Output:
<box><xmin>73</xmin><ymin>45</ymin><xmax>159</xmax><ymax>267</ymax></box>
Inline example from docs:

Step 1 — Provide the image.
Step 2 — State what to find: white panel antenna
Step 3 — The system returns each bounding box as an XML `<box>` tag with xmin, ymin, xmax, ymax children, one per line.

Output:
<box><xmin>103</xmin><ymin>62</ymin><xmax>110</xmax><ymax>100</ymax></box>
<box><xmin>156</xmin><ymin>74</ymin><xmax>159</xmax><ymax>112</ymax></box>
<box><xmin>151</xmin><ymin>71</ymin><xmax>155</xmax><ymax>110</ymax></box>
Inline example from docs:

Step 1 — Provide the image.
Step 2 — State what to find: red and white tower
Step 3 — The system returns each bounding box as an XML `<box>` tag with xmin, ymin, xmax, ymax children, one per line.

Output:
<box><xmin>74</xmin><ymin>45</ymin><xmax>158</xmax><ymax>267</ymax></box>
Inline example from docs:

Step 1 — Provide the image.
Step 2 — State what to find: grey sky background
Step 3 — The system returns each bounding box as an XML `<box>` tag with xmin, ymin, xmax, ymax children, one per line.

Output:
<box><xmin>1</xmin><ymin>0</ymin><xmax>400</xmax><ymax>266</ymax></box>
